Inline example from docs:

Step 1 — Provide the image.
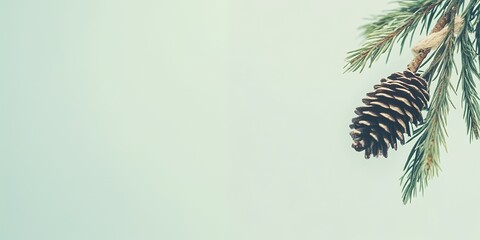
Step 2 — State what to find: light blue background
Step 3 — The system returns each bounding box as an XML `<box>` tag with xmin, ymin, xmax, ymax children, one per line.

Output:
<box><xmin>1</xmin><ymin>0</ymin><xmax>480</xmax><ymax>239</ymax></box>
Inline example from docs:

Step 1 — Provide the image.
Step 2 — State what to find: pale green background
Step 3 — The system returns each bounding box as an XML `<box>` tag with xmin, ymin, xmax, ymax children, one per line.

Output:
<box><xmin>1</xmin><ymin>0</ymin><xmax>480</xmax><ymax>239</ymax></box>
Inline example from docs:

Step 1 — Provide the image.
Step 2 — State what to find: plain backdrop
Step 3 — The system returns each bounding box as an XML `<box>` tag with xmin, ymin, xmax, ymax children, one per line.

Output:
<box><xmin>1</xmin><ymin>0</ymin><xmax>480</xmax><ymax>239</ymax></box>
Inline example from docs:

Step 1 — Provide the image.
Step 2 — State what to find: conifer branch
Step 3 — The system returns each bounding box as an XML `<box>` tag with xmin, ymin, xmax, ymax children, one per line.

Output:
<box><xmin>345</xmin><ymin>0</ymin><xmax>444</xmax><ymax>72</ymax></box>
<box><xmin>401</xmin><ymin>23</ymin><xmax>456</xmax><ymax>203</ymax></box>
<box><xmin>458</xmin><ymin>3</ymin><xmax>480</xmax><ymax>141</ymax></box>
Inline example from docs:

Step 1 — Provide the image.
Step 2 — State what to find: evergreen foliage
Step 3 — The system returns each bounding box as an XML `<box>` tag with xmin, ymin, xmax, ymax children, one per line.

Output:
<box><xmin>345</xmin><ymin>0</ymin><xmax>480</xmax><ymax>204</ymax></box>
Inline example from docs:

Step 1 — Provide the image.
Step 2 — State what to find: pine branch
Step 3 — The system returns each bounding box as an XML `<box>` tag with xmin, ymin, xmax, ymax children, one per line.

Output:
<box><xmin>345</xmin><ymin>0</ymin><xmax>444</xmax><ymax>72</ymax></box>
<box><xmin>401</xmin><ymin>14</ymin><xmax>457</xmax><ymax>204</ymax></box>
<box><xmin>458</xmin><ymin>4</ymin><xmax>480</xmax><ymax>141</ymax></box>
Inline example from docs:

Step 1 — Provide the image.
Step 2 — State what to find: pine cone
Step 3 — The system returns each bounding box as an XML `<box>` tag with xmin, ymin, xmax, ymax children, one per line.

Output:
<box><xmin>349</xmin><ymin>70</ymin><xmax>430</xmax><ymax>158</ymax></box>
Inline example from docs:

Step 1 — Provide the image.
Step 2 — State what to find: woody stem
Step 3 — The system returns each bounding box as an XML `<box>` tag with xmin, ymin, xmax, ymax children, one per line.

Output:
<box><xmin>407</xmin><ymin>13</ymin><xmax>451</xmax><ymax>73</ymax></box>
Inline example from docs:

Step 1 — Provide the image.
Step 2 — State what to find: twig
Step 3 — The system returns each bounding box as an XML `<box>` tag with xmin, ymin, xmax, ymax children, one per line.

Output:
<box><xmin>407</xmin><ymin>13</ymin><xmax>451</xmax><ymax>72</ymax></box>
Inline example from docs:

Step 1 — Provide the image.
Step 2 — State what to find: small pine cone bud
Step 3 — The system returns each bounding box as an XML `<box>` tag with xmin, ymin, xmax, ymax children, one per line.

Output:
<box><xmin>349</xmin><ymin>70</ymin><xmax>430</xmax><ymax>159</ymax></box>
